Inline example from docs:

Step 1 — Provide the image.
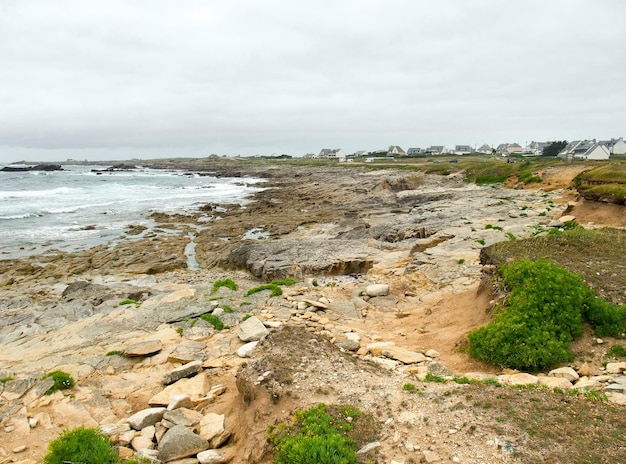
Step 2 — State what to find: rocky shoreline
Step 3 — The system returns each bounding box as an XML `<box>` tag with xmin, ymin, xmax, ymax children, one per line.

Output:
<box><xmin>1</xmin><ymin>161</ymin><xmax>625</xmax><ymax>463</ymax></box>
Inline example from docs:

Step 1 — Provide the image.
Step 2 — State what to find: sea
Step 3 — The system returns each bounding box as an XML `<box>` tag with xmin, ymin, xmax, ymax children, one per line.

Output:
<box><xmin>0</xmin><ymin>164</ymin><xmax>265</xmax><ymax>259</ymax></box>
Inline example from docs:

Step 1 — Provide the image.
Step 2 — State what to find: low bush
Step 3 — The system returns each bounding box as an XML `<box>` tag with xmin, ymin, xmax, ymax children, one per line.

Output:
<box><xmin>43</xmin><ymin>370</ymin><xmax>75</xmax><ymax>395</ymax></box>
<box><xmin>44</xmin><ymin>426</ymin><xmax>118</xmax><ymax>464</ymax></box>
<box><xmin>468</xmin><ymin>260</ymin><xmax>626</xmax><ymax>371</ymax></box>
<box><xmin>268</xmin><ymin>403</ymin><xmax>365</xmax><ymax>464</ymax></box>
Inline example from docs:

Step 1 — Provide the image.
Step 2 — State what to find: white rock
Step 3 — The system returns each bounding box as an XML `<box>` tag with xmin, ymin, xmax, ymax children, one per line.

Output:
<box><xmin>237</xmin><ymin>341</ymin><xmax>259</xmax><ymax>358</ymax></box>
<box><xmin>197</xmin><ymin>449</ymin><xmax>227</xmax><ymax>464</ymax></box>
<box><xmin>237</xmin><ymin>316</ymin><xmax>269</xmax><ymax>342</ymax></box>
<box><xmin>365</xmin><ymin>284</ymin><xmax>389</xmax><ymax>297</ymax></box>
<box><xmin>549</xmin><ymin>366</ymin><xmax>579</xmax><ymax>382</ymax></box>
<box><xmin>127</xmin><ymin>407</ymin><xmax>166</xmax><ymax>431</ymax></box>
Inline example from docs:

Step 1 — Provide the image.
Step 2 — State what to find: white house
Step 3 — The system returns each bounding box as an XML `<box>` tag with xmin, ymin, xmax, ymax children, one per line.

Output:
<box><xmin>454</xmin><ymin>145</ymin><xmax>473</xmax><ymax>155</ymax></box>
<box><xmin>318</xmin><ymin>148</ymin><xmax>347</xmax><ymax>160</ymax></box>
<box><xmin>387</xmin><ymin>145</ymin><xmax>406</xmax><ymax>156</ymax></box>
<box><xmin>610</xmin><ymin>138</ymin><xmax>626</xmax><ymax>155</ymax></box>
<box><xmin>476</xmin><ymin>144</ymin><xmax>492</xmax><ymax>154</ymax></box>
<box><xmin>559</xmin><ymin>140</ymin><xmax>610</xmax><ymax>160</ymax></box>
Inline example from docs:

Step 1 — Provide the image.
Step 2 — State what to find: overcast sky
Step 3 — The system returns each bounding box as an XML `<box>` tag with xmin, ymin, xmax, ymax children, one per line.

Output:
<box><xmin>0</xmin><ymin>1</ymin><xmax>624</xmax><ymax>162</ymax></box>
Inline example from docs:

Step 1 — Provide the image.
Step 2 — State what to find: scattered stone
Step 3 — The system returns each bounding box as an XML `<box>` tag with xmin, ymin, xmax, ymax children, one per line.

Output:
<box><xmin>425</xmin><ymin>349</ymin><xmax>440</xmax><ymax>358</ymax></box>
<box><xmin>124</xmin><ymin>340</ymin><xmax>163</xmax><ymax>357</ymax></box>
<box><xmin>427</xmin><ymin>362</ymin><xmax>453</xmax><ymax>378</ymax></box>
<box><xmin>422</xmin><ymin>450</ymin><xmax>442</xmax><ymax>462</ymax></box>
<box><xmin>197</xmin><ymin>449</ymin><xmax>227</xmax><ymax>464</ymax></box>
<box><xmin>163</xmin><ymin>408</ymin><xmax>203</xmax><ymax>428</ymax></box>
<box><xmin>237</xmin><ymin>341</ymin><xmax>259</xmax><ymax>358</ymax></box>
<box><xmin>148</xmin><ymin>373</ymin><xmax>211</xmax><ymax>407</ymax></box>
<box><xmin>237</xmin><ymin>316</ymin><xmax>269</xmax><ymax>342</ymax></box>
<box><xmin>168</xmin><ymin>340</ymin><xmax>207</xmax><ymax>363</ymax></box>
<box><xmin>131</xmin><ymin>435</ymin><xmax>155</xmax><ymax>451</ymax></box>
<box><xmin>539</xmin><ymin>376</ymin><xmax>573</xmax><ymax>390</ymax></box>
<box><xmin>366</xmin><ymin>341</ymin><xmax>396</xmax><ymax>356</ymax></box>
<box><xmin>167</xmin><ymin>394</ymin><xmax>194</xmax><ymax>411</ymax></box>
<box><xmin>100</xmin><ymin>423</ymin><xmax>131</xmax><ymax>437</ymax></box>
<box><xmin>507</xmin><ymin>373</ymin><xmax>540</xmax><ymax>386</ymax></box>
<box><xmin>197</xmin><ymin>413</ymin><xmax>231</xmax><ymax>448</ymax></box>
<box><xmin>464</xmin><ymin>372</ymin><xmax>498</xmax><ymax>382</ymax></box>
<box><xmin>162</xmin><ymin>360</ymin><xmax>203</xmax><ymax>385</ymax></box>
<box><xmin>356</xmin><ymin>441</ymin><xmax>381</xmax><ymax>454</ymax></box>
<box><xmin>549</xmin><ymin>366</ymin><xmax>579</xmax><ymax>382</ymax></box>
<box><xmin>365</xmin><ymin>284</ymin><xmax>389</xmax><ymax>297</ymax></box>
<box><xmin>157</xmin><ymin>425</ymin><xmax>210</xmax><ymax>462</ymax></box>
<box><xmin>302</xmin><ymin>299</ymin><xmax>328</xmax><ymax>310</ymax></box>
<box><xmin>127</xmin><ymin>407</ymin><xmax>167</xmax><ymax>430</ymax></box>
<box><xmin>606</xmin><ymin>362</ymin><xmax>626</xmax><ymax>374</ymax></box>
<box><xmin>381</xmin><ymin>346</ymin><xmax>426</xmax><ymax>364</ymax></box>
<box><xmin>335</xmin><ymin>339</ymin><xmax>360</xmax><ymax>351</ymax></box>
<box><xmin>13</xmin><ymin>445</ymin><xmax>27</xmax><ymax>453</ymax></box>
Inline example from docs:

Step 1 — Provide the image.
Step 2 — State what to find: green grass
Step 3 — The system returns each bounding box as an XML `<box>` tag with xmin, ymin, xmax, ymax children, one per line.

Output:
<box><xmin>0</xmin><ymin>376</ymin><xmax>14</xmax><ymax>383</ymax></box>
<box><xmin>211</xmin><ymin>278</ymin><xmax>238</xmax><ymax>294</ymax></box>
<box><xmin>44</xmin><ymin>426</ymin><xmax>118</xmax><ymax>464</ymax></box>
<box><xmin>402</xmin><ymin>382</ymin><xmax>417</xmax><ymax>391</ymax></box>
<box><xmin>200</xmin><ymin>313</ymin><xmax>225</xmax><ymax>330</ymax></box>
<box><xmin>607</xmin><ymin>345</ymin><xmax>626</xmax><ymax>357</ymax></box>
<box><xmin>43</xmin><ymin>370</ymin><xmax>75</xmax><ymax>395</ymax></box>
<box><xmin>105</xmin><ymin>350</ymin><xmax>123</xmax><ymax>357</ymax></box>
<box><xmin>222</xmin><ymin>304</ymin><xmax>235</xmax><ymax>313</ymax></box>
<box><xmin>267</xmin><ymin>404</ymin><xmax>378</xmax><ymax>464</ymax></box>
<box><xmin>244</xmin><ymin>278</ymin><xmax>297</xmax><ymax>298</ymax></box>
<box><xmin>118</xmin><ymin>299</ymin><xmax>140</xmax><ymax>307</ymax></box>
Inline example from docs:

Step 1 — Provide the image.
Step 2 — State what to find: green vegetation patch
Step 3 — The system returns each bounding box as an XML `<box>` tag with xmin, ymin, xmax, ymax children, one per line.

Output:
<box><xmin>200</xmin><ymin>313</ymin><xmax>225</xmax><ymax>331</ymax></box>
<box><xmin>267</xmin><ymin>403</ymin><xmax>378</xmax><ymax>464</ymax></box>
<box><xmin>118</xmin><ymin>299</ymin><xmax>140</xmax><ymax>307</ymax></box>
<box><xmin>468</xmin><ymin>260</ymin><xmax>626</xmax><ymax>371</ymax></box>
<box><xmin>245</xmin><ymin>279</ymin><xmax>296</xmax><ymax>298</ymax></box>
<box><xmin>43</xmin><ymin>370</ymin><xmax>75</xmax><ymax>395</ymax></box>
<box><xmin>44</xmin><ymin>426</ymin><xmax>118</xmax><ymax>464</ymax></box>
<box><xmin>211</xmin><ymin>278</ymin><xmax>238</xmax><ymax>293</ymax></box>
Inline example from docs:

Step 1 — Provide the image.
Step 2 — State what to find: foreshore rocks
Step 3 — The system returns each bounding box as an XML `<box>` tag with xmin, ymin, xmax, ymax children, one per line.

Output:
<box><xmin>0</xmin><ymin>162</ymin><xmax>623</xmax><ymax>462</ymax></box>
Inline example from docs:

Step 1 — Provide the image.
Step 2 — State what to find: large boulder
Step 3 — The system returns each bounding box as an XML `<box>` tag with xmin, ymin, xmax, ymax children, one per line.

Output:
<box><xmin>157</xmin><ymin>425</ymin><xmax>209</xmax><ymax>462</ymax></box>
<box><xmin>127</xmin><ymin>407</ymin><xmax>167</xmax><ymax>430</ymax></box>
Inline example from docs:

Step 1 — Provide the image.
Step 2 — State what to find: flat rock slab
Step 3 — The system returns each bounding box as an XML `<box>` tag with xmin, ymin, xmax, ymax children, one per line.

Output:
<box><xmin>149</xmin><ymin>373</ymin><xmax>211</xmax><ymax>407</ymax></box>
<box><xmin>381</xmin><ymin>346</ymin><xmax>426</xmax><ymax>364</ymax></box>
<box><xmin>124</xmin><ymin>340</ymin><xmax>163</xmax><ymax>357</ymax></box>
<box><xmin>163</xmin><ymin>360</ymin><xmax>203</xmax><ymax>385</ymax></box>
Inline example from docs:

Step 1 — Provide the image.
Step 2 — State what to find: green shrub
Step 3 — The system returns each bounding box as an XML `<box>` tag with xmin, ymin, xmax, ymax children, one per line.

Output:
<box><xmin>607</xmin><ymin>345</ymin><xmax>626</xmax><ymax>358</ymax></box>
<box><xmin>211</xmin><ymin>278</ymin><xmax>238</xmax><ymax>294</ymax></box>
<box><xmin>44</xmin><ymin>426</ymin><xmax>118</xmax><ymax>464</ymax></box>
<box><xmin>43</xmin><ymin>370</ymin><xmax>75</xmax><ymax>395</ymax></box>
<box><xmin>200</xmin><ymin>313</ymin><xmax>225</xmax><ymax>330</ymax></box>
<box><xmin>468</xmin><ymin>260</ymin><xmax>626</xmax><ymax>371</ymax></box>
<box><xmin>268</xmin><ymin>403</ymin><xmax>361</xmax><ymax>464</ymax></box>
<box><xmin>402</xmin><ymin>383</ymin><xmax>417</xmax><ymax>391</ymax></box>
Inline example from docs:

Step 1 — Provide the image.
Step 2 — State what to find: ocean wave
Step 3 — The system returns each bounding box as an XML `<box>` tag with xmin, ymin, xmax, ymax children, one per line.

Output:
<box><xmin>0</xmin><ymin>187</ymin><xmax>77</xmax><ymax>200</ymax></box>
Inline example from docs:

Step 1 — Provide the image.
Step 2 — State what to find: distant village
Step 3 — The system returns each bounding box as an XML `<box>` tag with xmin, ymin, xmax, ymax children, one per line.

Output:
<box><xmin>308</xmin><ymin>137</ymin><xmax>626</xmax><ymax>162</ymax></box>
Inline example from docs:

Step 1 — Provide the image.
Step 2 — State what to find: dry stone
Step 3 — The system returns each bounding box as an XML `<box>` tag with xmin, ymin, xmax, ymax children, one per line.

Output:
<box><xmin>381</xmin><ymin>346</ymin><xmax>426</xmax><ymax>364</ymax></box>
<box><xmin>539</xmin><ymin>376</ymin><xmax>573</xmax><ymax>390</ymax></box>
<box><xmin>237</xmin><ymin>341</ymin><xmax>258</xmax><ymax>358</ymax></box>
<box><xmin>237</xmin><ymin>316</ymin><xmax>269</xmax><ymax>342</ymax></box>
<box><xmin>507</xmin><ymin>373</ymin><xmax>540</xmax><ymax>386</ymax></box>
<box><xmin>167</xmin><ymin>394</ymin><xmax>194</xmax><ymax>411</ymax></box>
<box><xmin>157</xmin><ymin>425</ymin><xmax>209</xmax><ymax>462</ymax></box>
<box><xmin>365</xmin><ymin>284</ymin><xmax>389</xmax><ymax>297</ymax></box>
<box><xmin>149</xmin><ymin>373</ymin><xmax>211</xmax><ymax>407</ymax></box>
<box><xmin>197</xmin><ymin>449</ymin><xmax>227</xmax><ymax>464</ymax></box>
<box><xmin>124</xmin><ymin>340</ymin><xmax>163</xmax><ymax>357</ymax></box>
<box><xmin>163</xmin><ymin>407</ymin><xmax>203</xmax><ymax>428</ymax></box>
<box><xmin>197</xmin><ymin>413</ymin><xmax>231</xmax><ymax>448</ymax></box>
<box><xmin>549</xmin><ymin>366</ymin><xmax>579</xmax><ymax>382</ymax></box>
<box><xmin>127</xmin><ymin>407</ymin><xmax>167</xmax><ymax>430</ymax></box>
<box><xmin>162</xmin><ymin>360</ymin><xmax>203</xmax><ymax>385</ymax></box>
